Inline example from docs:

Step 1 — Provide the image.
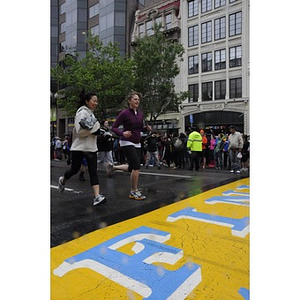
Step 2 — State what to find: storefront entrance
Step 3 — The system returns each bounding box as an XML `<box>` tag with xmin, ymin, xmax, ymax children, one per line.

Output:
<box><xmin>185</xmin><ymin>111</ymin><xmax>244</xmax><ymax>134</ymax></box>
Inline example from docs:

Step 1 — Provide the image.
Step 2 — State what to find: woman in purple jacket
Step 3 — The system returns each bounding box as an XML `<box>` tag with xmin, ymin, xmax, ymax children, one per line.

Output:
<box><xmin>111</xmin><ymin>91</ymin><xmax>151</xmax><ymax>200</ymax></box>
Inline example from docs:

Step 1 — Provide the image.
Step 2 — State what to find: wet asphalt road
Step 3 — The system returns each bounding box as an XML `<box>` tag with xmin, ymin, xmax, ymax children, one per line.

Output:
<box><xmin>50</xmin><ymin>159</ymin><xmax>249</xmax><ymax>247</ymax></box>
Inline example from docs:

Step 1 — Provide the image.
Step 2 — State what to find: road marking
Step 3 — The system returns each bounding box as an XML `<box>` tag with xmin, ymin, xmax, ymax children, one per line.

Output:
<box><xmin>51</xmin><ymin>178</ymin><xmax>249</xmax><ymax>299</ymax></box>
<box><xmin>116</xmin><ymin>170</ymin><xmax>192</xmax><ymax>179</ymax></box>
<box><xmin>140</xmin><ymin>171</ymin><xmax>192</xmax><ymax>179</ymax></box>
<box><xmin>50</xmin><ymin>185</ymin><xmax>83</xmax><ymax>193</ymax></box>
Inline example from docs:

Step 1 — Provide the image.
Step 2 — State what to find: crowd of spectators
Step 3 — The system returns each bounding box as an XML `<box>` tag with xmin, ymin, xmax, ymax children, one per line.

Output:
<box><xmin>113</xmin><ymin>127</ymin><xmax>250</xmax><ymax>173</ymax></box>
<box><xmin>52</xmin><ymin>127</ymin><xmax>250</xmax><ymax>174</ymax></box>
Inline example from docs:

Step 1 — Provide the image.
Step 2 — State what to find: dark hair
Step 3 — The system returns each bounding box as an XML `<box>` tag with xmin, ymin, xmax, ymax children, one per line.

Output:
<box><xmin>78</xmin><ymin>90</ymin><xmax>97</xmax><ymax>108</ymax></box>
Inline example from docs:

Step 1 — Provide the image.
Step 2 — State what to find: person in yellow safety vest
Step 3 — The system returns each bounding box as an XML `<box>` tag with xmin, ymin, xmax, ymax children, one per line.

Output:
<box><xmin>187</xmin><ymin>126</ymin><xmax>202</xmax><ymax>171</ymax></box>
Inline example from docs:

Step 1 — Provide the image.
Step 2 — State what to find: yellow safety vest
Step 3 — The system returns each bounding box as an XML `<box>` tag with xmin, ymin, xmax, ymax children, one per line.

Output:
<box><xmin>187</xmin><ymin>131</ymin><xmax>202</xmax><ymax>151</ymax></box>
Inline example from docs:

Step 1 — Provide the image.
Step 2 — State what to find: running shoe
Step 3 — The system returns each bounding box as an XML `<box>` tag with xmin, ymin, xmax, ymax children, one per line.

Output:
<box><xmin>93</xmin><ymin>194</ymin><xmax>107</xmax><ymax>206</ymax></box>
<box><xmin>129</xmin><ymin>190</ymin><xmax>146</xmax><ymax>201</ymax></box>
<box><xmin>58</xmin><ymin>176</ymin><xmax>65</xmax><ymax>193</ymax></box>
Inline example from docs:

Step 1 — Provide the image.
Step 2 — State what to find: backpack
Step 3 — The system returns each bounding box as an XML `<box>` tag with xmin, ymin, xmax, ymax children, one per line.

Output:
<box><xmin>174</xmin><ymin>138</ymin><xmax>183</xmax><ymax>148</ymax></box>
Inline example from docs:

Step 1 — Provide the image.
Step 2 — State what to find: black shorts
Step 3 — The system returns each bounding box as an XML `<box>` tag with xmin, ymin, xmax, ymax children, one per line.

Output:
<box><xmin>121</xmin><ymin>145</ymin><xmax>141</xmax><ymax>172</ymax></box>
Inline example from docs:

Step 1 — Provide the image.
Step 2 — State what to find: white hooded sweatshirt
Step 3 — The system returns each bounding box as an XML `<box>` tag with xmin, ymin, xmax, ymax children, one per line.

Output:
<box><xmin>70</xmin><ymin>106</ymin><xmax>100</xmax><ymax>152</ymax></box>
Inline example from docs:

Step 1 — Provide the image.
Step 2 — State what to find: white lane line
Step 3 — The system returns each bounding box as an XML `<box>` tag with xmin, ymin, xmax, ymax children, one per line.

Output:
<box><xmin>50</xmin><ymin>185</ymin><xmax>83</xmax><ymax>193</ymax></box>
<box><xmin>139</xmin><ymin>171</ymin><xmax>192</xmax><ymax>179</ymax></box>
<box><xmin>114</xmin><ymin>170</ymin><xmax>192</xmax><ymax>179</ymax></box>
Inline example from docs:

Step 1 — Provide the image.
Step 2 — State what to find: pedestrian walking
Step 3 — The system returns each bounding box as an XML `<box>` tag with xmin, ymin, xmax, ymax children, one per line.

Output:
<box><xmin>187</xmin><ymin>126</ymin><xmax>202</xmax><ymax>171</ymax></box>
<box><xmin>111</xmin><ymin>91</ymin><xmax>151</xmax><ymax>200</ymax></box>
<box><xmin>62</xmin><ymin>136</ymin><xmax>69</xmax><ymax>160</ymax></box>
<box><xmin>228</xmin><ymin>125</ymin><xmax>243</xmax><ymax>174</ymax></box>
<box><xmin>200</xmin><ymin>130</ymin><xmax>209</xmax><ymax>169</ymax></box>
<box><xmin>172</xmin><ymin>132</ymin><xmax>183</xmax><ymax>169</ymax></box>
<box><xmin>161</xmin><ymin>134</ymin><xmax>173</xmax><ymax>168</ymax></box>
<box><xmin>144</xmin><ymin>132</ymin><xmax>161</xmax><ymax>169</ymax></box>
<box><xmin>223</xmin><ymin>134</ymin><xmax>230</xmax><ymax>169</ymax></box>
<box><xmin>208</xmin><ymin>133</ymin><xmax>216</xmax><ymax>167</ymax></box>
<box><xmin>97</xmin><ymin>120</ymin><xmax>114</xmax><ymax>177</ymax></box>
<box><xmin>57</xmin><ymin>91</ymin><xmax>107</xmax><ymax>206</ymax></box>
<box><xmin>214</xmin><ymin>133</ymin><xmax>224</xmax><ymax>170</ymax></box>
<box><xmin>55</xmin><ymin>137</ymin><xmax>63</xmax><ymax>160</ymax></box>
<box><xmin>178</xmin><ymin>132</ymin><xmax>187</xmax><ymax>169</ymax></box>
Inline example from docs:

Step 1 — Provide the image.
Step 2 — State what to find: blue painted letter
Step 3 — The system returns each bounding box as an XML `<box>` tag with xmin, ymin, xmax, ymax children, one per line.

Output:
<box><xmin>53</xmin><ymin>226</ymin><xmax>201</xmax><ymax>299</ymax></box>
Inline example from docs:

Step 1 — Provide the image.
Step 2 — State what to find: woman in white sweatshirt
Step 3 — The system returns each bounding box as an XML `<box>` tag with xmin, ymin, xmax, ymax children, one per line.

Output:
<box><xmin>58</xmin><ymin>91</ymin><xmax>107</xmax><ymax>206</ymax></box>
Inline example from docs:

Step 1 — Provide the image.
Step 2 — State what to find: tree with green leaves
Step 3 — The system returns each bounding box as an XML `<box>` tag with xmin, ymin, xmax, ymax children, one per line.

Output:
<box><xmin>132</xmin><ymin>24</ymin><xmax>189</xmax><ymax>123</ymax></box>
<box><xmin>51</xmin><ymin>34</ymin><xmax>134</xmax><ymax>119</ymax></box>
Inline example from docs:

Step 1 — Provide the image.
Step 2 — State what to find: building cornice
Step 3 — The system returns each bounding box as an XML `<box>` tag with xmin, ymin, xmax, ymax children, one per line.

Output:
<box><xmin>136</xmin><ymin>0</ymin><xmax>180</xmax><ymax>23</ymax></box>
<box><xmin>180</xmin><ymin>98</ymin><xmax>249</xmax><ymax>116</ymax></box>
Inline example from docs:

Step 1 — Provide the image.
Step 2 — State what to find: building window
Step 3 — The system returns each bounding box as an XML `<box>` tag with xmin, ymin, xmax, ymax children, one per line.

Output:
<box><xmin>201</xmin><ymin>0</ymin><xmax>212</xmax><ymax>13</ymax></box>
<box><xmin>155</xmin><ymin>16</ymin><xmax>162</xmax><ymax>26</ymax></box>
<box><xmin>215</xmin><ymin>80</ymin><xmax>226</xmax><ymax>100</ymax></box>
<box><xmin>229</xmin><ymin>0</ymin><xmax>238</xmax><ymax>3</ymax></box>
<box><xmin>188</xmin><ymin>55</ymin><xmax>199</xmax><ymax>75</ymax></box>
<box><xmin>139</xmin><ymin>24</ymin><xmax>145</xmax><ymax>37</ymax></box>
<box><xmin>115</xmin><ymin>11</ymin><xmax>125</xmax><ymax>27</ymax></box>
<box><xmin>188</xmin><ymin>84</ymin><xmax>199</xmax><ymax>102</ymax></box>
<box><xmin>188</xmin><ymin>0</ymin><xmax>199</xmax><ymax>18</ymax></box>
<box><xmin>229</xmin><ymin>45</ymin><xmax>242</xmax><ymax>67</ymax></box>
<box><xmin>201</xmin><ymin>52</ymin><xmax>212</xmax><ymax>72</ymax></box>
<box><xmin>166</xmin><ymin>14</ymin><xmax>172</xmax><ymax>30</ymax></box>
<box><xmin>89</xmin><ymin>3</ymin><xmax>99</xmax><ymax>18</ymax></box>
<box><xmin>202</xmin><ymin>82</ymin><xmax>213</xmax><ymax>101</ymax></box>
<box><xmin>230</xmin><ymin>77</ymin><xmax>242</xmax><ymax>98</ymax></box>
<box><xmin>215</xmin><ymin>49</ymin><xmax>226</xmax><ymax>70</ymax></box>
<box><xmin>146</xmin><ymin>20</ymin><xmax>153</xmax><ymax>36</ymax></box>
<box><xmin>215</xmin><ymin>0</ymin><xmax>226</xmax><ymax>8</ymax></box>
<box><xmin>91</xmin><ymin>25</ymin><xmax>99</xmax><ymax>36</ymax></box>
<box><xmin>60</xmin><ymin>3</ymin><xmax>66</xmax><ymax>14</ymax></box>
<box><xmin>214</xmin><ymin>17</ymin><xmax>226</xmax><ymax>40</ymax></box>
<box><xmin>100</xmin><ymin>11</ymin><xmax>114</xmax><ymax>31</ymax></box>
<box><xmin>66</xmin><ymin>10</ymin><xmax>77</xmax><ymax>27</ymax></box>
<box><xmin>188</xmin><ymin>25</ymin><xmax>199</xmax><ymax>47</ymax></box>
<box><xmin>201</xmin><ymin>21</ymin><xmax>212</xmax><ymax>44</ymax></box>
<box><xmin>229</xmin><ymin>11</ymin><xmax>242</xmax><ymax>36</ymax></box>
<box><xmin>60</xmin><ymin>22</ymin><xmax>66</xmax><ymax>33</ymax></box>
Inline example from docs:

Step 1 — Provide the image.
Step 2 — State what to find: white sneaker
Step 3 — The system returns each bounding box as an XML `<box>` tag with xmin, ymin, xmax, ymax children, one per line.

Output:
<box><xmin>58</xmin><ymin>176</ymin><xmax>65</xmax><ymax>193</ymax></box>
<box><xmin>129</xmin><ymin>190</ymin><xmax>146</xmax><ymax>200</ymax></box>
<box><xmin>93</xmin><ymin>194</ymin><xmax>106</xmax><ymax>206</ymax></box>
<box><xmin>236</xmin><ymin>170</ymin><xmax>241</xmax><ymax>174</ymax></box>
<box><xmin>230</xmin><ymin>170</ymin><xmax>234</xmax><ymax>173</ymax></box>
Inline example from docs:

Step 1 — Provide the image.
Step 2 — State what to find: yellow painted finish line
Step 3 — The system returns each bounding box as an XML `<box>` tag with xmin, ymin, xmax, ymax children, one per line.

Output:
<box><xmin>51</xmin><ymin>178</ymin><xmax>249</xmax><ymax>299</ymax></box>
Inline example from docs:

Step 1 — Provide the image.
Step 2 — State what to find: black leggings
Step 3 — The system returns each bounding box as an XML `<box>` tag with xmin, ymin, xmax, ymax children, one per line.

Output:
<box><xmin>121</xmin><ymin>145</ymin><xmax>141</xmax><ymax>172</ymax></box>
<box><xmin>64</xmin><ymin>151</ymin><xmax>99</xmax><ymax>186</ymax></box>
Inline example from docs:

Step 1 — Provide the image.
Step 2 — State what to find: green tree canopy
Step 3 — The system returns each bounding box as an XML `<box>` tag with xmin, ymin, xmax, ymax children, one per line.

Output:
<box><xmin>51</xmin><ymin>34</ymin><xmax>134</xmax><ymax>119</ymax></box>
<box><xmin>132</xmin><ymin>24</ymin><xmax>189</xmax><ymax>123</ymax></box>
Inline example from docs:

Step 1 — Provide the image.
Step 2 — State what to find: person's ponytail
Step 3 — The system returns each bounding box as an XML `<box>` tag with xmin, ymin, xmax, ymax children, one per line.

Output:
<box><xmin>77</xmin><ymin>90</ymin><xmax>96</xmax><ymax>108</ymax></box>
